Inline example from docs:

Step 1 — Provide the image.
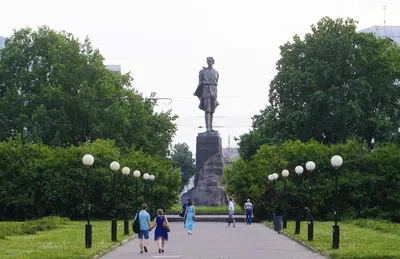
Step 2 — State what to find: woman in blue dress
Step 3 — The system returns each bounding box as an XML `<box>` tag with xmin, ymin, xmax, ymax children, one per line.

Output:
<box><xmin>184</xmin><ymin>200</ymin><xmax>196</xmax><ymax>235</ymax></box>
<box><xmin>153</xmin><ymin>209</ymin><xmax>169</xmax><ymax>253</ymax></box>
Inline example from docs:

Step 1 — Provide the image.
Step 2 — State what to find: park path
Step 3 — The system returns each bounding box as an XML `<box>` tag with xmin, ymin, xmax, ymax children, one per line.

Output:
<box><xmin>99</xmin><ymin>221</ymin><xmax>326</xmax><ymax>259</ymax></box>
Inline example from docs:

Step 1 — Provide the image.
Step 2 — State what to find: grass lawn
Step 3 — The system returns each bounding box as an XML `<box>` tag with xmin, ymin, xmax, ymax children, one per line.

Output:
<box><xmin>0</xmin><ymin>219</ymin><xmax>134</xmax><ymax>259</ymax></box>
<box><xmin>168</xmin><ymin>204</ymin><xmax>243</xmax><ymax>214</ymax></box>
<box><xmin>267</xmin><ymin>220</ymin><xmax>400</xmax><ymax>259</ymax></box>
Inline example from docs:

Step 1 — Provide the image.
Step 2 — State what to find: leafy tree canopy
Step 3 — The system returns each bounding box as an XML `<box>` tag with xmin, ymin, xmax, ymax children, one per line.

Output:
<box><xmin>238</xmin><ymin>17</ymin><xmax>400</xmax><ymax>160</ymax></box>
<box><xmin>0</xmin><ymin>26</ymin><xmax>177</xmax><ymax>158</ymax></box>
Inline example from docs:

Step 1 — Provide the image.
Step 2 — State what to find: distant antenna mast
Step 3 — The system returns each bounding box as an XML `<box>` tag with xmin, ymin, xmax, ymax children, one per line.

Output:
<box><xmin>384</xmin><ymin>5</ymin><xmax>386</xmax><ymax>25</ymax></box>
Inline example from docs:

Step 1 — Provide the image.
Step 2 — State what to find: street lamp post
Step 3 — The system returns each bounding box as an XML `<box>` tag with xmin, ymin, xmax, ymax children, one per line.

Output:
<box><xmin>331</xmin><ymin>155</ymin><xmax>343</xmax><ymax>249</ymax></box>
<box><xmin>305</xmin><ymin>161</ymin><xmax>316</xmax><ymax>241</ymax></box>
<box><xmin>143</xmin><ymin>173</ymin><xmax>150</xmax><ymax>206</ymax></box>
<box><xmin>149</xmin><ymin>175</ymin><xmax>155</xmax><ymax>216</ymax></box>
<box><xmin>121</xmin><ymin>166</ymin><xmax>130</xmax><ymax>235</ymax></box>
<box><xmin>133</xmin><ymin>170</ymin><xmax>141</xmax><ymax>214</ymax></box>
<box><xmin>110</xmin><ymin>161</ymin><xmax>120</xmax><ymax>242</ymax></box>
<box><xmin>272</xmin><ymin>173</ymin><xmax>279</xmax><ymax>231</ymax></box>
<box><xmin>370</xmin><ymin>137</ymin><xmax>375</xmax><ymax>151</ymax></box>
<box><xmin>295</xmin><ymin>165</ymin><xmax>304</xmax><ymax>235</ymax></box>
<box><xmin>268</xmin><ymin>174</ymin><xmax>274</xmax><ymax>222</ymax></box>
<box><xmin>272</xmin><ymin>173</ymin><xmax>279</xmax><ymax>218</ymax></box>
<box><xmin>281</xmin><ymin>169</ymin><xmax>289</xmax><ymax>229</ymax></box>
<box><xmin>133</xmin><ymin>170</ymin><xmax>140</xmax><ymax>214</ymax></box>
<box><xmin>82</xmin><ymin>154</ymin><xmax>94</xmax><ymax>249</ymax></box>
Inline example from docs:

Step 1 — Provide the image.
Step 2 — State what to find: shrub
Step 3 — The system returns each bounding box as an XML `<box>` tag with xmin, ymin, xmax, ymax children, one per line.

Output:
<box><xmin>0</xmin><ymin>216</ymin><xmax>69</xmax><ymax>237</ymax></box>
<box><xmin>391</xmin><ymin>210</ymin><xmax>400</xmax><ymax>223</ymax></box>
<box><xmin>21</xmin><ymin>223</ymin><xmax>37</xmax><ymax>235</ymax></box>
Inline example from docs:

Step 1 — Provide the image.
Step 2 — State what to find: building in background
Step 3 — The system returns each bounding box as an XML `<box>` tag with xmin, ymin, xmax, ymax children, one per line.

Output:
<box><xmin>222</xmin><ymin>147</ymin><xmax>239</xmax><ymax>167</ymax></box>
<box><xmin>0</xmin><ymin>36</ymin><xmax>5</xmax><ymax>49</ymax></box>
<box><xmin>105</xmin><ymin>65</ymin><xmax>121</xmax><ymax>74</ymax></box>
<box><xmin>0</xmin><ymin>36</ymin><xmax>5</xmax><ymax>60</ymax></box>
<box><xmin>359</xmin><ymin>25</ymin><xmax>400</xmax><ymax>45</ymax></box>
<box><xmin>359</xmin><ymin>26</ymin><xmax>400</xmax><ymax>88</ymax></box>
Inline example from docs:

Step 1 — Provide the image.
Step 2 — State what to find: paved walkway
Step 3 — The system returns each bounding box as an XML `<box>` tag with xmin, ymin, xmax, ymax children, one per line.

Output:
<box><xmin>165</xmin><ymin>215</ymin><xmax>245</xmax><ymax>222</ymax></box>
<box><xmin>100</xmin><ymin>222</ymin><xmax>326</xmax><ymax>259</ymax></box>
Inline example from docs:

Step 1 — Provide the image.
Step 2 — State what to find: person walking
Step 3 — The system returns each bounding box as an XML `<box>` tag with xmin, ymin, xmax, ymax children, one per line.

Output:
<box><xmin>184</xmin><ymin>200</ymin><xmax>196</xmax><ymax>235</ymax></box>
<box><xmin>135</xmin><ymin>203</ymin><xmax>151</xmax><ymax>254</ymax></box>
<box><xmin>244</xmin><ymin>199</ymin><xmax>254</xmax><ymax>225</ymax></box>
<box><xmin>152</xmin><ymin>209</ymin><xmax>169</xmax><ymax>253</ymax></box>
<box><xmin>227</xmin><ymin>198</ymin><xmax>236</xmax><ymax>228</ymax></box>
<box><xmin>181</xmin><ymin>199</ymin><xmax>189</xmax><ymax>228</ymax></box>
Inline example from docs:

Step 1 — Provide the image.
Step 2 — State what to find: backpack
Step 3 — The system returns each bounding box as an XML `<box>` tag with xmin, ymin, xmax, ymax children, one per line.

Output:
<box><xmin>132</xmin><ymin>212</ymin><xmax>140</xmax><ymax>234</ymax></box>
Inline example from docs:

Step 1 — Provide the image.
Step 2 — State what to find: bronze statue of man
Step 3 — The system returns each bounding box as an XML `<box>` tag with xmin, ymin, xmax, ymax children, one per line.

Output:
<box><xmin>194</xmin><ymin>57</ymin><xmax>220</xmax><ymax>132</ymax></box>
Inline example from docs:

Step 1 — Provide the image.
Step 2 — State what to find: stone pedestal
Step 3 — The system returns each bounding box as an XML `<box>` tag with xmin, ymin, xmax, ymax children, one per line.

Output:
<box><xmin>181</xmin><ymin>132</ymin><xmax>228</xmax><ymax>206</ymax></box>
<box><xmin>195</xmin><ymin>132</ymin><xmax>222</xmax><ymax>172</ymax></box>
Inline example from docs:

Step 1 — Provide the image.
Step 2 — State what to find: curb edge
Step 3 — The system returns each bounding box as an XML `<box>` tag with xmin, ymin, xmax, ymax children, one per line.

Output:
<box><xmin>92</xmin><ymin>235</ymin><xmax>137</xmax><ymax>259</ymax></box>
<box><xmin>264</xmin><ymin>222</ymin><xmax>329</xmax><ymax>258</ymax></box>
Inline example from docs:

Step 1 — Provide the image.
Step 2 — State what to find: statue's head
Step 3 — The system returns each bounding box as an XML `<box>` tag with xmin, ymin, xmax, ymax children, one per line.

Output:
<box><xmin>206</xmin><ymin>57</ymin><xmax>215</xmax><ymax>66</ymax></box>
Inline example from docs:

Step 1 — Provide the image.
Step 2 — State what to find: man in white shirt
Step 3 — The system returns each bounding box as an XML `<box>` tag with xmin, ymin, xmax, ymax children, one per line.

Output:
<box><xmin>227</xmin><ymin>198</ymin><xmax>236</xmax><ymax>228</ymax></box>
<box><xmin>244</xmin><ymin>199</ymin><xmax>253</xmax><ymax>225</ymax></box>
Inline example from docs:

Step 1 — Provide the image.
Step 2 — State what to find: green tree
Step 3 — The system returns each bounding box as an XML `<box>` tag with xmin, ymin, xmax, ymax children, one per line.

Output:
<box><xmin>224</xmin><ymin>139</ymin><xmax>400</xmax><ymax>221</ymax></box>
<box><xmin>238</xmin><ymin>17</ymin><xmax>400</xmax><ymax>160</ymax></box>
<box><xmin>0</xmin><ymin>138</ymin><xmax>181</xmax><ymax>220</ymax></box>
<box><xmin>0</xmin><ymin>27</ymin><xmax>177</xmax><ymax>158</ymax></box>
<box><xmin>171</xmin><ymin>143</ymin><xmax>195</xmax><ymax>187</ymax></box>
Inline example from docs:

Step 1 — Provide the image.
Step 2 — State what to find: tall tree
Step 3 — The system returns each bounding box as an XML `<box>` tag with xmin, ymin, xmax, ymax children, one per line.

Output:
<box><xmin>238</xmin><ymin>17</ymin><xmax>400</xmax><ymax>160</ymax></box>
<box><xmin>171</xmin><ymin>143</ymin><xmax>195</xmax><ymax>187</ymax></box>
<box><xmin>0</xmin><ymin>26</ymin><xmax>177</xmax><ymax>157</ymax></box>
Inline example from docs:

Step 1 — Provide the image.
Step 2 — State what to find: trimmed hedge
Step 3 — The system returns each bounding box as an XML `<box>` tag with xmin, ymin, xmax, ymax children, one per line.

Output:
<box><xmin>224</xmin><ymin>139</ymin><xmax>400</xmax><ymax>221</ymax></box>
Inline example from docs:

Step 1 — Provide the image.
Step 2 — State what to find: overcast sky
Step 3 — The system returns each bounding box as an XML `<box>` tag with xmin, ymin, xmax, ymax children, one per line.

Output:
<box><xmin>1</xmin><ymin>0</ymin><xmax>400</xmax><ymax>153</ymax></box>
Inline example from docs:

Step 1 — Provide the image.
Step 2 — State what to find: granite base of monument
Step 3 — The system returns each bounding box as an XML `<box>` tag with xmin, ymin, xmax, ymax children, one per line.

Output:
<box><xmin>181</xmin><ymin>153</ymin><xmax>229</xmax><ymax>206</ymax></box>
<box><xmin>181</xmin><ymin>132</ymin><xmax>228</xmax><ymax>206</ymax></box>
<box><xmin>195</xmin><ymin>132</ymin><xmax>222</xmax><ymax>172</ymax></box>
